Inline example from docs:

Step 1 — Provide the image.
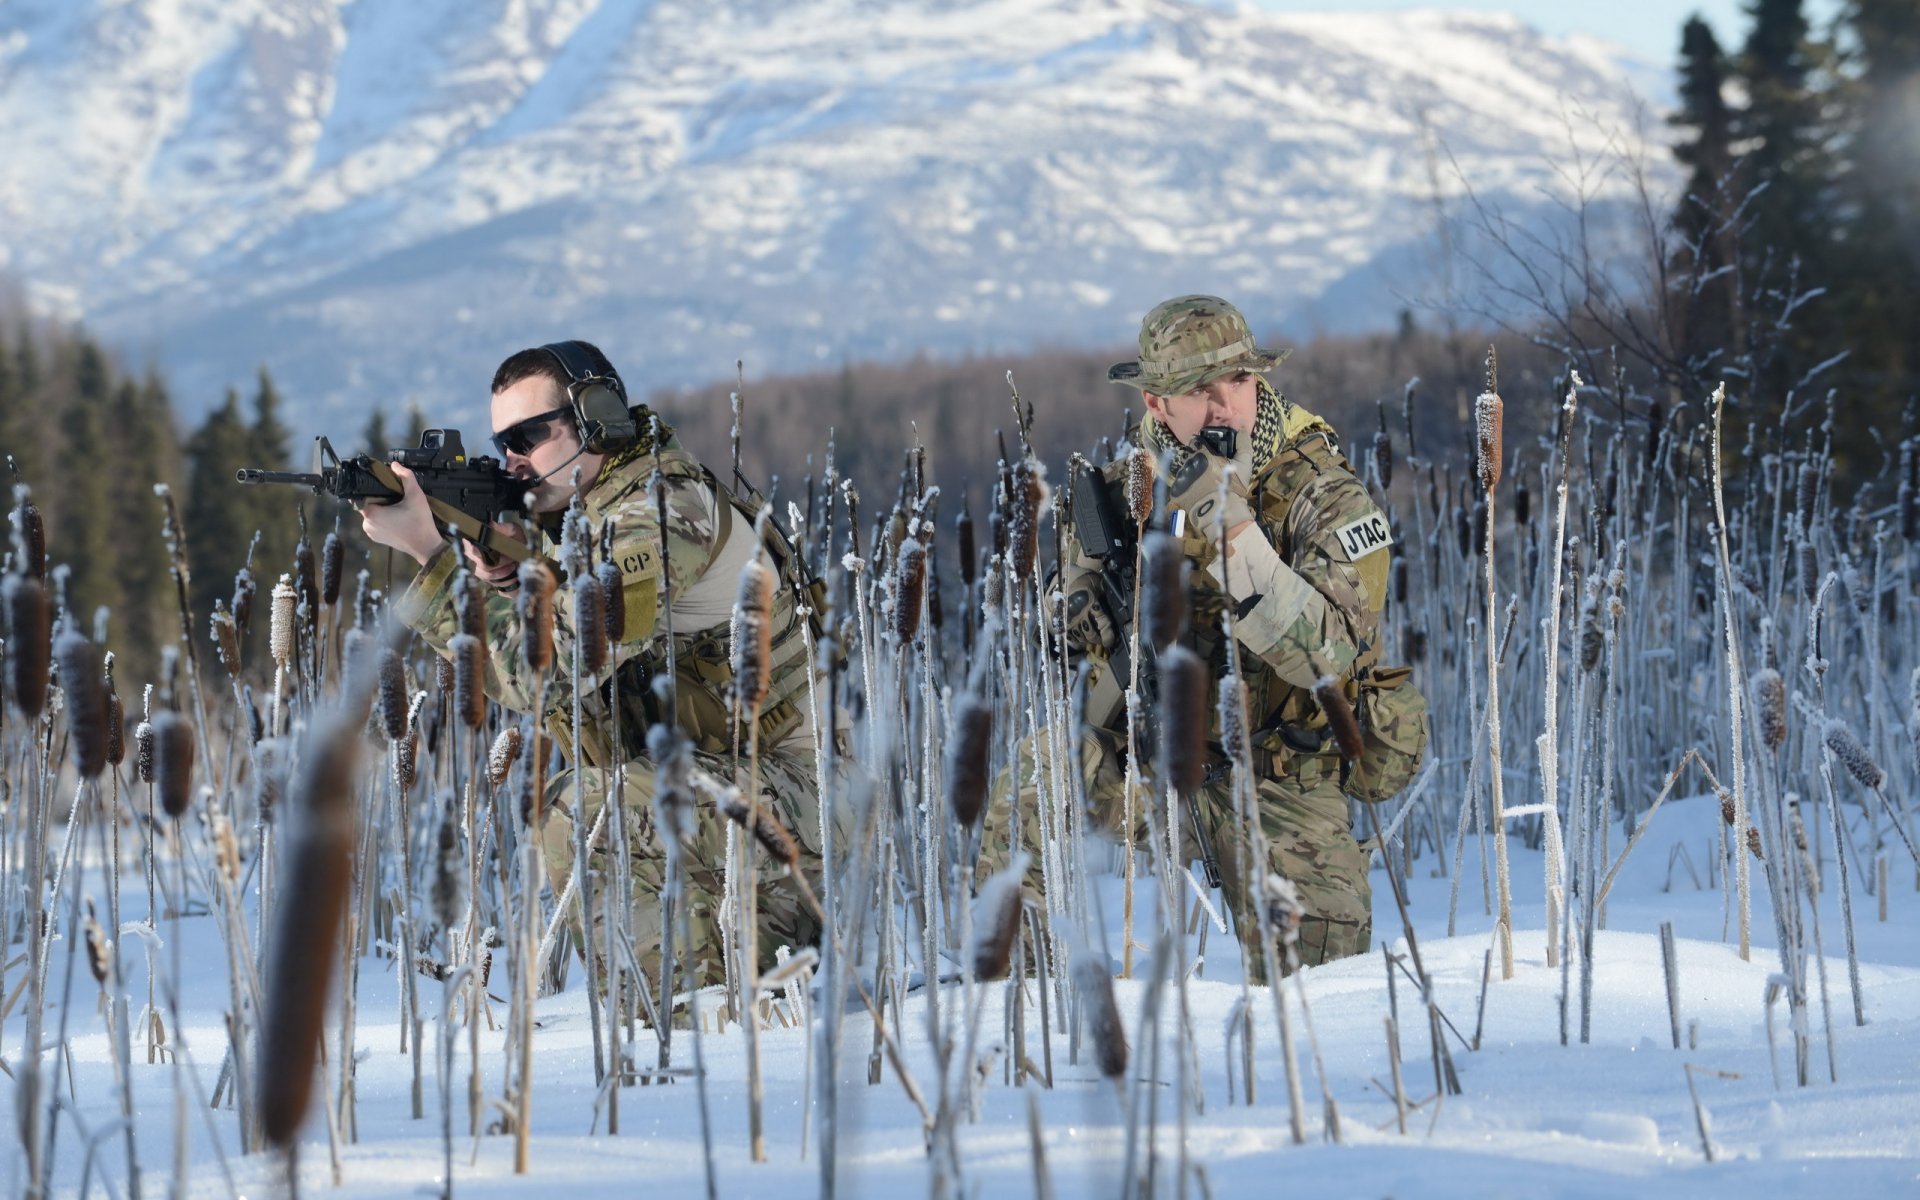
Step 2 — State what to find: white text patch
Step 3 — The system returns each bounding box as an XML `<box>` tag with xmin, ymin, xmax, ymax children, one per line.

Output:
<box><xmin>1332</xmin><ymin>512</ymin><xmax>1393</xmax><ymax>559</ymax></box>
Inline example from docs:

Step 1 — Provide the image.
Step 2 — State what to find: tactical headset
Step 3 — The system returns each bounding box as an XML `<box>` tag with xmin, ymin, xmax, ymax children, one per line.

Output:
<box><xmin>539</xmin><ymin>340</ymin><xmax>639</xmax><ymax>454</ymax></box>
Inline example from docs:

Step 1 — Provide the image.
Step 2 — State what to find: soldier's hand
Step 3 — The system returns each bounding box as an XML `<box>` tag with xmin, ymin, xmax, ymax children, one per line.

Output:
<box><xmin>359</xmin><ymin>463</ymin><xmax>446</xmax><ymax>567</ymax></box>
<box><xmin>1166</xmin><ymin>435</ymin><xmax>1256</xmax><ymax>541</ymax></box>
<box><xmin>462</xmin><ymin>520</ymin><xmax>526</xmax><ymax>591</ymax></box>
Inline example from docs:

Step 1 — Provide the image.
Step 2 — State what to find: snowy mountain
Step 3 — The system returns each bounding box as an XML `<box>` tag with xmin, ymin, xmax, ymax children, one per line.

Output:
<box><xmin>0</xmin><ymin>0</ymin><xmax>1667</xmax><ymax>429</ymax></box>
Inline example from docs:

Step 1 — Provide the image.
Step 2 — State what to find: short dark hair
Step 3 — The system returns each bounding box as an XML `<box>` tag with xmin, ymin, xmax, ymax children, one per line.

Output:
<box><xmin>491</xmin><ymin>341</ymin><xmax>618</xmax><ymax>398</ymax></box>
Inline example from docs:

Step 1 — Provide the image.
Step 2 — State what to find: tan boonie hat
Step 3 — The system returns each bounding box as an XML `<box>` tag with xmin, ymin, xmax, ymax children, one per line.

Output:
<box><xmin>1107</xmin><ymin>294</ymin><xmax>1289</xmax><ymax>396</ymax></box>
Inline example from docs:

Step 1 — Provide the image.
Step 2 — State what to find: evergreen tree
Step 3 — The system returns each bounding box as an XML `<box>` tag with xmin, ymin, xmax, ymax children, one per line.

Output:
<box><xmin>54</xmin><ymin>336</ymin><xmax>123</xmax><ymax>631</ymax></box>
<box><xmin>9</xmin><ymin>324</ymin><xmax>44</xmax><ymax>487</ymax></box>
<box><xmin>362</xmin><ymin>406</ymin><xmax>391</xmax><ymax>458</ymax></box>
<box><xmin>1670</xmin><ymin>16</ymin><xmax>1743</xmax><ymax>383</ymax></box>
<box><xmin>109</xmin><ymin>369</ymin><xmax>183</xmax><ymax>683</ymax></box>
<box><xmin>243</xmin><ymin>366</ymin><xmax>301</xmax><ymax>591</ymax></box>
<box><xmin>184</xmin><ymin>389</ymin><xmax>259</xmax><ymax>667</ymax></box>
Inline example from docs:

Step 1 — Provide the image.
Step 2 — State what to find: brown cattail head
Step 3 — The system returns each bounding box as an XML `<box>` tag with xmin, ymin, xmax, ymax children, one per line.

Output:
<box><xmin>104</xmin><ymin>680</ymin><xmax>124</xmax><ymax>766</ymax></box>
<box><xmin>135</xmin><ymin>720</ymin><xmax>154</xmax><ymax>782</ymax></box>
<box><xmin>1071</xmin><ymin>950</ymin><xmax>1128</xmax><ymax>1080</ymax></box>
<box><xmin>945</xmin><ymin>696</ymin><xmax>992</xmax><ymax>828</ymax></box>
<box><xmin>431</xmin><ymin>796</ymin><xmax>462</xmax><ymax>929</ymax></box>
<box><xmin>1798</xmin><ymin>538</ymin><xmax>1819</xmax><ymax>604</ymax></box>
<box><xmin>453</xmin><ymin>572</ymin><xmax>486</xmax><ymax>642</ymax></box>
<box><xmin>1372</xmin><ymin>429</ymin><xmax>1393</xmax><ymax>493</ymax></box>
<box><xmin>647</xmin><ymin>723</ymin><xmax>694</xmax><ymax>851</ymax></box>
<box><xmin>731</xmin><ymin>556</ymin><xmax>775</xmax><ymax>712</ymax></box>
<box><xmin>891</xmin><ymin>537</ymin><xmax>926</xmax><ymax>643</ymax></box>
<box><xmin>269</xmin><ymin>574</ymin><xmax>297</xmax><ymax>667</ymax></box>
<box><xmin>1158</xmin><ymin>645</ymin><xmax>1208</xmax><ymax>794</ymax></box>
<box><xmin>257</xmin><ymin>710</ymin><xmax>362</xmax><ymax>1147</ymax></box>
<box><xmin>1141</xmin><ymin>531</ymin><xmax>1186</xmax><ymax>652</ymax></box>
<box><xmin>972</xmin><ymin>854</ymin><xmax>1029</xmax><ymax>981</ymax></box>
<box><xmin>320</xmin><ymin>531</ymin><xmax>344</xmax><ymax>607</ymax></box>
<box><xmin>488</xmin><ymin>725</ymin><xmax>523</xmax><ymax>788</ymax></box>
<box><xmin>1474</xmin><ymin>390</ymin><xmax>1504</xmax><ymax>492</ymax></box>
<box><xmin>210</xmin><ymin>602</ymin><xmax>242</xmax><ymax>680</ymax></box>
<box><xmin>1313</xmin><ymin>676</ymin><xmax>1365</xmax><ymax>763</ymax></box>
<box><xmin>982</xmin><ymin>559</ymin><xmax>1004</xmax><ymax>610</ymax></box>
<box><xmin>574</xmin><ymin>572</ymin><xmax>609</xmax><ymax>675</ymax></box>
<box><xmin>1008</xmin><ymin>460</ymin><xmax>1045</xmax><ymax>582</ymax></box>
<box><xmin>1746</xmin><ymin>826</ymin><xmax>1764</xmax><ymax>861</ymax></box>
<box><xmin>56</xmin><ymin>631</ymin><xmax>108</xmax><ymax>778</ymax></box>
<box><xmin>594</xmin><ymin>559</ymin><xmax>626</xmax><ymax>645</ymax></box>
<box><xmin>294</xmin><ymin>533</ymin><xmax>318</xmax><ymax>634</ymax></box>
<box><xmin>84</xmin><ymin>901</ymin><xmax>109</xmax><ymax>985</ymax></box>
<box><xmin>1263</xmin><ymin>872</ymin><xmax>1305</xmax><ymax>947</ymax></box>
<box><xmin>716</xmin><ymin>786</ymin><xmax>798</xmax><ymax>867</ymax></box>
<box><xmin>377</xmin><ymin>649</ymin><xmax>407</xmax><ymax>742</ymax></box>
<box><xmin>393</xmin><ymin>727</ymin><xmax>418</xmax><ymax>795</ymax></box>
<box><xmin>1515</xmin><ymin>480</ymin><xmax>1531</xmax><ymax>527</ymax></box>
<box><xmin>3</xmin><ymin>574</ymin><xmax>50</xmax><ymax>718</ymax></box>
<box><xmin>1718</xmin><ymin>789</ymin><xmax>1736</xmax><ymax>827</ymax></box>
<box><xmin>1218</xmin><ymin>675</ymin><xmax>1250</xmax><ymax>766</ymax></box>
<box><xmin>1824</xmin><ymin>721</ymin><xmax>1885</xmax><ymax>791</ymax></box>
<box><xmin>1578</xmin><ymin>588</ymin><xmax>1604</xmax><ymax>674</ymax></box>
<box><xmin>1752</xmin><ymin>669</ymin><xmax>1786</xmax><ymax>752</ymax></box>
<box><xmin>12</xmin><ymin>491</ymin><xmax>47</xmax><ymax>580</ymax></box>
<box><xmin>152</xmin><ymin>710</ymin><xmax>195</xmax><ymax>817</ymax></box>
<box><xmin>450</xmin><ymin>634</ymin><xmax>486</xmax><ymax>730</ymax></box>
<box><xmin>1125</xmin><ymin>447</ymin><xmax>1155</xmax><ymax>528</ymax></box>
<box><xmin>516</xmin><ymin>559</ymin><xmax>557</xmax><ymax>673</ymax></box>
<box><xmin>1797</xmin><ymin>460</ymin><xmax>1819</xmax><ymax>529</ymax></box>
<box><xmin>231</xmin><ymin>568</ymin><xmax>256</xmax><ymax>640</ymax></box>
<box><xmin>956</xmin><ymin>505</ymin><xmax>978</xmax><ymax>589</ymax></box>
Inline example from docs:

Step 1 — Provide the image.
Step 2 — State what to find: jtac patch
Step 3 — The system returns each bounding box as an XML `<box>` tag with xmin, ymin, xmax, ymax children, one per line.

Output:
<box><xmin>1331</xmin><ymin>511</ymin><xmax>1392</xmax><ymax>560</ymax></box>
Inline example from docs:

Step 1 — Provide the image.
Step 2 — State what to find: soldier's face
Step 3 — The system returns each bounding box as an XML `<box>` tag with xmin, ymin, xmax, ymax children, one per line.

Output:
<box><xmin>1143</xmin><ymin>370</ymin><xmax>1259</xmax><ymax>447</ymax></box>
<box><xmin>492</xmin><ymin>375</ymin><xmax>604</xmax><ymax>513</ymax></box>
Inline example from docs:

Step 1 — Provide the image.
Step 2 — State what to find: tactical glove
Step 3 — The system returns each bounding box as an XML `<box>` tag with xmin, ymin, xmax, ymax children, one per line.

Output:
<box><xmin>1165</xmin><ymin>432</ymin><xmax>1257</xmax><ymax>539</ymax></box>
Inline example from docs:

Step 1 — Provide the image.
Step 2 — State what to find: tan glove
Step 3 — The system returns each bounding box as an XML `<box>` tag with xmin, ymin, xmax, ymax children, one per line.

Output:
<box><xmin>1166</xmin><ymin>433</ymin><xmax>1256</xmax><ymax>541</ymax></box>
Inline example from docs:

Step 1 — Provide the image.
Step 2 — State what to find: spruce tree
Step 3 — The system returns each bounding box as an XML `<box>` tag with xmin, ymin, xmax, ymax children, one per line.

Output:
<box><xmin>110</xmin><ymin>369</ymin><xmax>183</xmax><ymax>683</ymax></box>
<box><xmin>243</xmin><ymin>366</ymin><xmax>301</xmax><ymax>592</ymax></box>
<box><xmin>54</xmin><ymin>336</ymin><xmax>124</xmax><ymax>632</ymax></box>
<box><xmin>1670</xmin><ymin>16</ymin><xmax>1742</xmax><ymax>384</ymax></box>
<box><xmin>184</xmin><ymin>388</ymin><xmax>260</xmax><ymax>667</ymax></box>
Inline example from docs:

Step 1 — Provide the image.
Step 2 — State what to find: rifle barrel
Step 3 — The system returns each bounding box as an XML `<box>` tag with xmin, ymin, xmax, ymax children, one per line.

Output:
<box><xmin>236</xmin><ymin>469</ymin><xmax>327</xmax><ymax>488</ymax></box>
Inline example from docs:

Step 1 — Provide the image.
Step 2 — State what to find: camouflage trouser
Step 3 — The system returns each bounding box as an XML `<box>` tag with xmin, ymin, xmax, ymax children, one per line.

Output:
<box><xmin>539</xmin><ymin>747</ymin><xmax>825</xmax><ymax>990</ymax></box>
<box><xmin>985</xmin><ymin>729</ymin><xmax>1370</xmax><ymax>978</ymax></box>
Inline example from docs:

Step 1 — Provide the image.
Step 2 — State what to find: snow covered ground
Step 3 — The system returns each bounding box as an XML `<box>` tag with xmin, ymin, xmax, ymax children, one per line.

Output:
<box><xmin>9</xmin><ymin>791</ymin><xmax>1918</xmax><ymax>1198</ymax></box>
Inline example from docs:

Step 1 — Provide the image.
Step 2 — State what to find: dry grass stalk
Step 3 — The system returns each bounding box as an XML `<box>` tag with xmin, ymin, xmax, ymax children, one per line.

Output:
<box><xmin>3</xmin><ymin>573</ymin><xmax>50</xmax><ymax>717</ymax></box>
<box><xmin>152</xmin><ymin>711</ymin><xmax>195</xmax><ymax>818</ymax></box>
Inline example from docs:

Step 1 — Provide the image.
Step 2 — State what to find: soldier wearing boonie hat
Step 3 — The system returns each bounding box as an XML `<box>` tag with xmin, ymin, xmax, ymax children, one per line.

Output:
<box><xmin>987</xmin><ymin>294</ymin><xmax>1427</xmax><ymax>976</ymax></box>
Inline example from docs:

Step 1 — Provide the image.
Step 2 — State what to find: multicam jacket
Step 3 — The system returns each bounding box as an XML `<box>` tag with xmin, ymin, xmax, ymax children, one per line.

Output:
<box><xmin>1066</xmin><ymin>380</ymin><xmax>1395</xmax><ymax>775</ymax></box>
<box><xmin>397</xmin><ymin>416</ymin><xmax>816</xmax><ymax>767</ymax></box>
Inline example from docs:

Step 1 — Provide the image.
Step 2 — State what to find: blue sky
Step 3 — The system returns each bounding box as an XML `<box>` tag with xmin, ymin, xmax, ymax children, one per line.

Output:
<box><xmin>1248</xmin><ymin>1</ymin><xmax>1845</xmax><ymax>67</ymax></box>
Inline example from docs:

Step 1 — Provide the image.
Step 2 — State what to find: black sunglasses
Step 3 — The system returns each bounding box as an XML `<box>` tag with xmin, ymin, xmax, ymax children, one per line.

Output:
<box><xmin>490</xmin><ymin>407</ymin><xmax>573</xmax><ymax>458</ymax></box>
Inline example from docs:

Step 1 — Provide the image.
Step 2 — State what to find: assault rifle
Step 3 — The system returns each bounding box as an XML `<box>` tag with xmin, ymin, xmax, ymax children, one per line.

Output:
<box><xmin>237</xmin><ymin>430</ymin><xmax>534</xmax><ymax>563</ymax></box>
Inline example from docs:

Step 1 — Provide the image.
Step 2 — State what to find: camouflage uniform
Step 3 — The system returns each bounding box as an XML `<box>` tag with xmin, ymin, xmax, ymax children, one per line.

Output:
<box><xmin>397</xmin><ymin>414</ymin><xmax>823</xmax><ymax>986</ymax></box>
<box><xmin>996</xmin><ymin>296</ymin><xmax>1408</xmax><ymax>974</ymax></box>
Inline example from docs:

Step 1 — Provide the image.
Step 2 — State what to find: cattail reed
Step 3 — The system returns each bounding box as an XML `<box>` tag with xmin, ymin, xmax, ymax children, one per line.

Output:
<box><xmin>956</xmin><ymin>505</ymin><xmax>978</xmax><ymax>590</ymax></box>
<box><xmin>258</xmin><ymin>711</ymin><xmax>362</xmax><ymax>1147</ymax></box>
<box><xmin>232</xmin><ymin>567</ymin><xmax>256</xmax><ymax>639</ymax></box>
<box><xmin>732</xmin><ymin>557</ymin><xmax>775</xmax><ymax>712</ymax></box>
<box><xmin>1008</xmin><ymin>460</ymin><xmax>1044</xmax><ymax>582</ymax></box>
<box><xmin>1475</xmin><ymin>390</ymin><xmax>1503</xmax><ymax>493</ymax></box>
<box><xmin>211</xmin><ymin>602</ymin><xmax>242</xmax><ymax>680</ymax></box>
<box><xmin>152</xmin><ymin>711</ymin><xmax>195</xmax><ymax>817</ymax></box>
<box><xmin>1753</xmin><ymin>669</ymin><xmax>1787</xmax><ymax>752</ymax></box>
<box><xmin>1312</xmin><ymin>677</ymin><xmax>1364</xmax><ymax>763</ymax></box>
<box><xmin>1218</xmin><ymin>676</ymin><xmax>1249</xmax><ymax>765</ymax></box>
<box><xmin>269</xmin><ymin>574</ymin><xmax>297</xmax><ymax>667</ymax></box>
<box><xmin>3</xmin><ymin>574</ymin><xmax>49</xmax><ymax>717</ymax></box>
<box><xmin>594</xmin><ymin>559</ymin><xmax>625</xmax><ymax>645</ymax></box>
<box><xmin>393</xmin><ymin>728</ymin><xmax>418</xmax><ymax>795</ymax></box>
<box><xmin>1797</xmin><ymin>460</ymin><xmax>1819</xmax><ymax>529</ymax></box>
<box><xmin>945</xmin><ymin>696</ymin><xmax>992</xmax><ymax>828</ymax></box>
<box><xmin>454</xmin><ymin>573</ymin><xmax>486</xmax><ymax>641</ymax></box>
<box><xmin>717</xmin><ymin>786</ymin><xmax>798</xmax><ymax>867</ymax></box>
<box><xmin>1264</xmin><ymin>872</ymin><xmax>1306</xmax><ymax>951</ymax></box>
<box><xmin>1578</xmin><ymin>589</ymin><xmax>1604</xmax><ymax>673</ymax></box>
<box><xmin>84</xmin><ymin>902</ymin><xmax>110</xmax><ymax>986</ymax></box>
<box><xmin>321</xmin><ymin>531</ymin><xmax>344</xmax><ymax>607</ymax></box>
<box><xmin>377</xmin><ymin>649</ymin><xmax>407</xmax><ymax>742</ymax></box>
<box><xmin>1125</xmin><ymin>448</ymin><xmax>1154</xmax><ymax>527</ymax></box>
<box><xmin>1142</xmin><ymin>532</ymin><xmax>1186</xmax><ymax>652</ymax></box>
<box><xmin>431</xmin><ymin>798</ymin><xmax>461</xmax><ymax>928</ymax></box>
<box><xmin>57</xmin><ymin>631</ymin><xmax>108</xmax><ymax>778</ymax></box>
<box><xmin>648</xmin><ymin>724</ymin><xmax>694</xmax><ymax>849</ymax></box>
<box><xmin>12</xmin><ymin>491</ymin><xmax>46</xmax><ymax>579</ymax></box>
<box><xmin>294</xmin><ymin>532</ymin><xmax>318</xmax><ymax>633</ymax></box>
<box><xmin>891</xmin><ymin>538</ymin><xmax>926</xmax><ymax>643</ymax></box>
<box><xmin>1798</xmin><ymin>539</ymin><xmax>1819</xmax><ymax>604</ymax></box>
<box><xmin>1159</xmin><ymin>645</ymin><xmax>1208</xmax><ymax>794</ymax></box>
<box><xmin>972</xmin><ymin>857</ymin><xmax>1028</xmax><ymax>980</ymax></box>
<box><xmin>574</xmin><ymin>572</ymin><xmax>609</xmax><ymax>675</ymax></box>
<box><xmin>135</xmin><ymin>720</ymin><xmax>154</xmax><ymax>783</ymax></box>
<box><xmin>517</xmin><ymin>559</ymin><xmax>557</xmax><ymax>672</ymax></box>
<box><xmin>1072</xmin><ymin>953</ymin><xmax>1129</xmax><ymax>1081</ymax></box>
<box><xmin>451</xmin><ymin>634</ymin><xmax>487</xmax><ymax>730</ymax></box>
<box><xmin>105</xmin><ymin>679</ymin><xmax>124</xmax><ymax>766</ymax></box>
<box><xmin>1824</xmin><ymin>721</ymin><xmax>1885</xmax><ymax>791</ymax></box>
<box><xmin>1372</xmin><ymin>429</ymin><xmax>1393</xmax><ymax>492</ymax></box>
<box><xmin>488</xmin><ymin>725</ymin><xmax>523</xmax><ymax>788</ymax></box>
